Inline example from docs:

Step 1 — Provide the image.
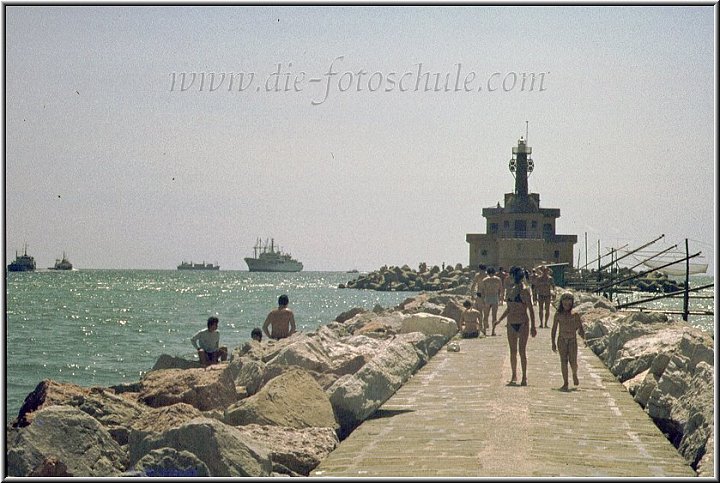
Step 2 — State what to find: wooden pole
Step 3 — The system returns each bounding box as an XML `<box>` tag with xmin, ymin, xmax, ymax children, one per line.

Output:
<box><xmin>585</xmin><ymin>232</ymin><xmax>588</xmax><ymax>272</ymax></box>
<box><xmin>683</xmin><ymin>239</ymin><xmax>690</xmax><ymax>321</ymax></box>
<box><xmin>608</xmin><ymin>248</ymin><xmax>615</xmax><ymax>301</ymax></box>
<box><xmin>597</xmin><ymin>240</ymin><xmax>601</xmax><ymax>284</ymax></box>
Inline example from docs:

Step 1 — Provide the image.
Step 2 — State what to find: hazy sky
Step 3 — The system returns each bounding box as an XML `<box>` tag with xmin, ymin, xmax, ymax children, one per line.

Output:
<box><xmin>4</xmin><ymin>6</ymin><xmax>716</xmax><ymax>273</ymax></box>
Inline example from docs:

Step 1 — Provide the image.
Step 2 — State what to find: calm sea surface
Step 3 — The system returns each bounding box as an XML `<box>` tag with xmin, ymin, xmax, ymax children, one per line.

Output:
<box><xmin>4</xmin><ymin>270</ymin><xmax>714</xmax><ymax>423</ymax></box>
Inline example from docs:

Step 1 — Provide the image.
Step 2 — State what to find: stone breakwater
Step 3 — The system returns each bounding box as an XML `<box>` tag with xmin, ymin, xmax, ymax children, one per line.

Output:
<box><xmin>340</xmin><ymin>264</ymin><xmax>685</xmax><ymax>294</ymax></box>
<box><xmin>5</xmin><ymin>292</ymin><xmax>466</xmax><ymax>477</ymax></box>
<box><xmin>568</xmin><ymin>290</ymin><xmax>714</xmax><ymax>477</ymax></box>
<box><xmin>340</xmin><ymin>263</ymin><xmax>475</xmax><ymax>292</ymax></box>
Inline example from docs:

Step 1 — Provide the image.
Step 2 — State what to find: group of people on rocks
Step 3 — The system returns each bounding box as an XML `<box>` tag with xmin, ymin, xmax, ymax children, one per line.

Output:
<box><xmin>460</xmin><ymin>264</ymin><xmax>585</xmax><ymax>391</ymax></box>
<box><xmin>191</xmin><ymin>265</ymin><xmax>585</xmax><ymax>393</ymax></box>
<box><xmin>190</xmin><ymin>294</ymin><xmax>297</xmax><ymax>366</ymax></box>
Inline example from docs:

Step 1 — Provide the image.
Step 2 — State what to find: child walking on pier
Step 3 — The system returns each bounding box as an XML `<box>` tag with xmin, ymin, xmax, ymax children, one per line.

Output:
<box><xmin>551</xmin><ymin>292</ymin><xmax>586</xmax><ymax>391</ymax></box>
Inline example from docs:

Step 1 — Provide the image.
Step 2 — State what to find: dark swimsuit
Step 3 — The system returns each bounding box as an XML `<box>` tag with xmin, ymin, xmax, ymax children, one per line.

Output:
<box><xmin>507</xmin><ymin>290</ymin><xmax>526</xmax><ymax>333</ymax></box>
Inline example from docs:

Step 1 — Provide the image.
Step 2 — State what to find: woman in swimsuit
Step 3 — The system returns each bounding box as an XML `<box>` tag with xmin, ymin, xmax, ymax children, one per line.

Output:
<box><xmin>495</xmin><ymin>266</ymin><xmax>537</xmax><ymax>386</ymax></box>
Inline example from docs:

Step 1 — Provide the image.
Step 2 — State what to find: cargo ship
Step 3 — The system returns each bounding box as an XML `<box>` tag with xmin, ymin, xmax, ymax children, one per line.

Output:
<box><xmin>7</xmin><ymin>245</ymin><xmax>36</xmax><ymax>272</ymax></box>
<box><xmin>177</xmin><ymin>261</ymin><xmax>220</xmax><ymax>271</ymax></box>
<box><xmin>244</xmin><ymin>238</ymin><xmax>303</xmax><ymax>272</ymax></box>
<box><xmin>49</xmin><ymin>252</ymin><xmax>73</xmax><ymax>270</ymax></box>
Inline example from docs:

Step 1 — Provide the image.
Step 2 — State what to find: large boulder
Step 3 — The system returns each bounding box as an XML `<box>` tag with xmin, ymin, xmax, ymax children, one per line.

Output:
<box><xmin>335</xmin><ymin>307</ymin><xmax>368</xmax><ymax>323</ymax></box>
<box><xmin>6</xmin><ymin>405</ymin><xmax>127</xmax><ymax>477</ymax></box>
<box><xmin>132</xmin><ymin>448</ymin><xmax>211</xmax><ymax>477</ymax></box>
<box><xmin>231</xmin><ymin>357</ymin><xmax>266</xmax><ymax>396</ymax></box>
<box><xmin>585</xmin><ymin>313</ymin><xmax>674</xmax><ymax>367</ymax></box>
<box><xmin>138</xmin><ymin>365</ymin><xmax>238</xmax><ymax>411</ymax></box>
<box><xmin>676</xmin><ymin>361</ymin><xmax>714</xmax><ymax>468</ymax></box>
<box><xmin>10</xmin><ymin>379</ymin><xmax>90</xmax><ymax>427</ymax></box>
<box><xmin>441</xmin><ymin>299</ymin><xmax>466</xmax><ymax>325</ymax></box>
<box><xmin>129</xmin><ymin>403</ymin><xmax>205</xmax><ymax>462</ymax></box>
<box><xmin>68</xmin><ymin>387</ymin><xmax>148</xmax><ymax>445</ymax></box>
<box><xmin>27</xmin><ymin>456</ymin><xmax>73</xmax><ymax>477</ymax></box>
<box><xmin>696</xmin><ymin>431</ymin><xmax>714</xmax><ymax>477</ymax></box>
<box><xmin>224</xmin><ymin>368</ymin><xmax>338</xmax><ymax>431</ymax></box>
<box><xmin>609</xmin><ymin>328</ymin><xmax>686</xmax><ymax>382</ymax></box>
<box><xmin>342</xmin><ymin>311</ymin><xmax>405</xmax><ymax>335</ymax></box>
<box><xmin>8</xmin><ymin>379</ymin><xmax>147</xmax><ymax>446</ymax></box>
<box><xmin>129</xmin><ymin>417</ymin><xmax>272</xmax><ymax>476</ymax></box>
<box><xmin>263</xmin><ymin>326</ymin><xmax>368</xmax><ymax>377</ymax></box>
<box><xmin>150</xmin><ymin>354</ymin><xmax>203</xmax><ymax>371</ymax></box>
<box><xmin>398</xmin><ymin>312</ymin><xmax>458</xmax><ymax>342</ymax></box>
<box><xmin>233</xmin><ymin>424</ymin><xmax>339</xmax><ymax>476</ymax></box>
<box><xmin>328</xmin><ymin>336</ymin><xmax>424</xmax><ymax>436</ymax></box>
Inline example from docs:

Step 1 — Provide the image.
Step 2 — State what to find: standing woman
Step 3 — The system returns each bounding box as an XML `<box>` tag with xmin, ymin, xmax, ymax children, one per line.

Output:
<box><xmin>495</xmin><ymin>266</ymin><xmax>537</xmax><ymax>385</ymax></box>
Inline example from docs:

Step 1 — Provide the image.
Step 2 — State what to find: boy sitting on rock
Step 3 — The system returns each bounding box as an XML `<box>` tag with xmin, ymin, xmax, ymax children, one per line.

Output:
<box><xmin>190</xmin><ymin>316</ymin><xmax>228</xmax><ymax>367</ymax></box>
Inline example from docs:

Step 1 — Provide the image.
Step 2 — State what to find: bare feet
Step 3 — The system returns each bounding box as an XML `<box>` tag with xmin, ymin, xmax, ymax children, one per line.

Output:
<box><xmin>573</xmin><ymin>375</ymin><xmax>579</xmax><ymax>386</ymax></box>
<box><xmin>559</xmin><ymin>384</ymin><xmax>569</xmax><ymax>392</ymax></box>
<box><xmin>520</xmin><ymin>378</ymin><xmax>527</xmax><ymax>386</ymax></box>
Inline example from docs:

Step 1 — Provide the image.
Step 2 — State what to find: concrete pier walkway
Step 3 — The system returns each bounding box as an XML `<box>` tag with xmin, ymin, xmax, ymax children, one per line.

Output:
<box><xmin>312</xmin><ymin>307</ymin><xmax>695</xmax><ymax>477</ymax></box>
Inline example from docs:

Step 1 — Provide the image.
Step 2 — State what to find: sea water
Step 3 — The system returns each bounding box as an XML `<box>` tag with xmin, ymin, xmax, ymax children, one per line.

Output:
<box><xmin>4</xmin><ymin>270</ymin><xmax>410</xmax><ymax>423</ymax></box>
<box><xmin>4</xmin><ymin>270</ymin><xmax>714</xmax><ymax>424</ymax></box>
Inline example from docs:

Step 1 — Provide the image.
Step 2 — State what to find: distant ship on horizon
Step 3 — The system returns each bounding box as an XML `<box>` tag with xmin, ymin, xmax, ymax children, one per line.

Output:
<box><xmin>49</xmin><ymin>252</ymin><xmax>73</xmax><ymax>271</ymax></box>
<box><xmin>244</xmin><ymin>238</ymin><xmax>303</xmax><ymax>272</ymax></box>
<box><xmin>7</xmin><ymin>245</ymin><xmax>36</xmax><ymax>272</ymax></box>
<box><xmin>177</xmin><ymin>261</ymin><xmax>220</xmax><ymax>271</ymax></box>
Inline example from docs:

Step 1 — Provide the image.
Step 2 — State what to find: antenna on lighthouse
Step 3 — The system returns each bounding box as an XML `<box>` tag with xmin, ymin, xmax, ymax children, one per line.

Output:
<box><xmin>525</xmin><ymin>121</ymin><xmax>529</xmax><ymax>144</ymax></box>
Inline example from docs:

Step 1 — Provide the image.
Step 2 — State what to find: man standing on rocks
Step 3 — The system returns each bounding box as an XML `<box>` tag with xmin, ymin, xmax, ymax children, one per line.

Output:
<box><xmin>263</xmin><ymin>294</ymin><xmax>297</xmax><ymax>340</ymax></box>
<box><xmin>190</xmin><ymin>316</ymin><xmax>228</xmax><ymax>366</ymax></box>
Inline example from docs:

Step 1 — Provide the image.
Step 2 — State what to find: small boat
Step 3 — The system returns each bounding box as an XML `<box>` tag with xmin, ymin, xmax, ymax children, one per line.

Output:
<box><xmin>7</xmin><ymin>245</ymin><xmax>36</xmax><ymax>272</ymax></box>
<box><xmin>347</xmin><ymin>269</ymin><xmax>359</xmax><ymax>273</ymax></box>
<box><xmin>177</xmin><ymin>261</ymin><xmax>220</xmax><ymax>271</ymax></box>
<box><xmin>49</xmin><ymin>252</ymin><xmax>73</xmax><ymax>270</ymax></box>
<box><xmin>244</xmin><ymin>238</ymin><xmax>303</xmax><ymax>272</ymax></box>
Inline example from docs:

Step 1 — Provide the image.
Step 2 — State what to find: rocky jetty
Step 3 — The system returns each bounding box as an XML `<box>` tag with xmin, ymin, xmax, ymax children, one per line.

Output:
<box><xmin>567</xmin><ymin>267</ymin><xmax>687</xmax><ymax>294</ymax></box>
<box><xmin>568</xmin><ymin>290</ymin><xmax>714</xmax><ymax>476</ymax></box>
<box><xmin>339</xmin><ymin>262</ymin><xmax>476</xmax><ymax>292</ymax></box>
<box><xmin>6</xmin><ymin>286</ymin><xmax>712</xmax><ymax>477</ymax></box>
<box><xmin>6</xmin><ymin>293</ymin><xmax>468</xmax><ymax>477</ymax></box>
<box><xmin>343</xmin><ymin>263</ymin><xmax>686</xmax><ymax>294</ymax></box>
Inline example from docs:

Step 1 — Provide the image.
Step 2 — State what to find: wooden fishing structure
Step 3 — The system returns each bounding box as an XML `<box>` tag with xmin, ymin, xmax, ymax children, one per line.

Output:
<box><xmin>566</xmin><ymin>236</ymin><xmax>713</xmax><ymax>322</ymax></box>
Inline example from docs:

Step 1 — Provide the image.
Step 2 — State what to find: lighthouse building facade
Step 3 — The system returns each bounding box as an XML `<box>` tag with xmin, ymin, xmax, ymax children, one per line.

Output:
<box><xmin>466</xmin><ymin>137</ymin><xmax>577</xmax><ymax>269</ymax></box>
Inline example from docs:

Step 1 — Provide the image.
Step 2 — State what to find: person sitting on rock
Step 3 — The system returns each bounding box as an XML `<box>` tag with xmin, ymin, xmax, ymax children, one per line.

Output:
<box><xmin>190</xmin><ymin>316</ymin><xmax>228</xmax><ymax>366</ymax></box>
<box><xmin>458</xmin><ymin>300</ymin><xmax>483</xmax><ymax>338</ymax></box>
<box><xmin>251</xmin><ymin>327</ymin><xmax>263</xmax><ymax>342</ymax></box>
<box><xmin>262</xmin><ymin>294</ymin><xmax>297</xmax><ymax>340</ymax></box>
<box><xmin>551</xmin><ymin>292</ymin><xmax>585</xmax><ymax>391</ymax></box>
